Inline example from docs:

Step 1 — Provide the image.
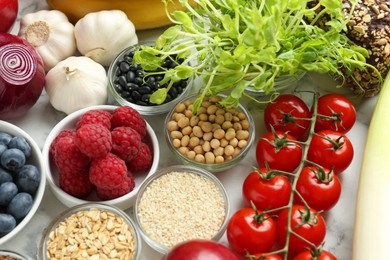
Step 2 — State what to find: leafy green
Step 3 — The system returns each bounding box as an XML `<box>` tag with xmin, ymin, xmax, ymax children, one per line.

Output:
<box><xmin>132</xmin><ymin>0</ymin><xmax>381</xmax><ymax>112</ymax></box>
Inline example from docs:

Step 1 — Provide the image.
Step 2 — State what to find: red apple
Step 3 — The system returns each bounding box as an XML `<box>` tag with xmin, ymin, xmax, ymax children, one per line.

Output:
<box><xmin>0</xmin><ymin>0</ymin><xmax>18</xmax><ymax>33</ymax></box>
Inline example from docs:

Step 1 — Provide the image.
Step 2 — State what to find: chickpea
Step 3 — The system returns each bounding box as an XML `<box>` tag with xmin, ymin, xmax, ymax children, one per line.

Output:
<box><xmin>207</xmin><ymin>104</ymin><xmax>218</xmax><ymax>115</ymax></box>
<box><xmin>170</xmin><ymin>130</ymin><xmax>183</xmax><ymax>139</ymax></box>
<box><xmin>233</xmin><ymin>147</ymin><xmax>242</xmax><ymax>157</ymax></box>
<box><xmin>205</xmin><ymin>152</ymin><xmax>215</xmax><ymax>164</ymax></box>
<box><xmin>178</xmin><ymin>146</ymin><xmax>189</xmax><ymax>155</ymax></box>
<box><xmin>238</xmin><ymin>139</ymin><xmax>248</xmax><ymax>148</ymax></box>
<box><xmin>194</xmin><ymin>145</ymin><xmax>204</xmax><ymax>155</ymax></box>
<box><xmin>225</xmin><ymin>128</ymin><xmax>236</xmax><ymax>140</ymax></box>
<box><xmin>241</xmin><ymin>119</ymin><xmax>250</xmax><ymax>130</ymax></box>
<box><xmin>202</xmin><ymin>100</ymin><xmax>212</xmax><ymax>108</ymax></box>
<box><xmin>184</xmin><ymin>109</ymin><xmax>193</xmax><ymax>118</ymax></box>
<box><xmin>233</xmin><ymin>122</ymin><xmax>243</xmax><ymax>131</ymax></box>
<box><xmin>178</xmin><ymin>117</ymin><xmax>190</xmax><ymax>128</ymax></box>
<box><xmin>215</xmin><ymin>155</ymin><xmax>225</xmax><ymax>163</ymax></box>
<box><xmin>189</xmin><ymin>136</ymin><xmax>200</xmax><ymax>148</ymax></box>
<box><xmin>213</xmin><ymin>147</ymin><xmax>224</xmax><ymax>156</ymax></box>
<box><xmin>186</xmin><ymin>150</ymin><xmax>196</xmax><ymax>160</ymax></box>
<box><xmin>172</xmin><ymin>138</ymin><xmax>181</xmax><ymax>148</ymax></box>
<box><xmin>208</xmin><ymin>114</ymin><xmax>216</xmax><ymax>123</ymax></box>
<box><xmin>203</xmin><ymin>132</ymin><xmax>213</xmax><ymax>141</ymax></box>
<box><xmin>198</xmin><ymin>106</ymin><xmax>207</xmax><ymax>115</ymax></box>
<box><xmin>230</xmin><ymin>137</ymin><xmax>239</xmax><ymax>147</ymax></box>
<box><xmin>215</xmin><ymin>114</ymin><xmax>225</xmax><ymax>125</ymax></box>
<box><xmin>209</xmin><ymin>96</ymin><xmax>221</xmax><ymax>103</ymax></box>
<box><xmin>210</xmin><ymin>139</ymin><xmax>220</xmax><ymax>149</ymax></box>
<box><xmin>190</xmin><ymin>116</ymin><xmax>200</xmax><ymax>127</ymax></box>
<box><xmin>174</xmin><ymin>112</ymin><xmax>186</xmax><ymax>122</ymax></box>
<box><xmin>199</xmin><ymin>113</ymin><xmax>208</xmax><ymax>121</ymax></box>
<box><xmin>200</xmin><ymin>122</ymin><xmax>213</xmax><ymax>133</ymax></box>
<box><xmin>220</xmin><ymin>138</ymin><xmax>228</xmax><ymax>148</ymax></box>
<box><xmin>192</xmin><ymin>126</ymin><xmax>203</xmax><ymax>138</ymax></box>
<box><xmin>181</xmin><ymin>135</ymin><xmax>190</xmax><ymax>147</ymax></box>
<box><xmin>224</xmin><ymin>112</ymin><xmax>233</xmax><ymax>122</ymax></box>
<box><xmin>224</xmin><ymin>145</ymin><xmax>235</xmax><ymax>156</ymax></box>
<box><xmin>182</xmin><ymin>126</ymin><xmax>192</xmax><ymax>136</ymax></box>
<box><xmin>167</xmin><ymin>120</ymin><xmax>178</xmax><ymax>131</ymax></box>
<box><xmin>213</xmin><ymin>128</ymin><xmax>225</xmax><ymax>139</ymax></box>
<box><xmin>215</xmin><ymin>108</ymin><xmax>225</xmax><ymax>116</ymax></box>
<box><xmin>222</xmin><ymin>121</ymin><xmax>233</xmax><ymax>130</ymax></box>
<box><xmin>202</xmin><ymin>141</ymin><xmax>211</xmax><ymax>152</ymax></box>
<box><xmin>237</xmin><ymin>130</ymin><xmax>249</xmax><ymax>140</ymax></box>
<box><xmin>195</xmin><ymin>154</ymin><xmax>205</xmax><ymax>163</ymax></box>
<box><xmin>175</xmin><ymin>103</ymin><xmax>186</xmax><ymax>113</ymax></box>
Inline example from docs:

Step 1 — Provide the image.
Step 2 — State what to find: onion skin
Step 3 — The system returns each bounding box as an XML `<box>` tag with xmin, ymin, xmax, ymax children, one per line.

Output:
<box><xmin>0</xmin><ymin>33</ymin><xmax>45</xmax><ymax>120</ymax></box>
<box><xmin>0</xmin><ymin>0</ymin><xmax>18</xmax><ymax>33</ymax></box>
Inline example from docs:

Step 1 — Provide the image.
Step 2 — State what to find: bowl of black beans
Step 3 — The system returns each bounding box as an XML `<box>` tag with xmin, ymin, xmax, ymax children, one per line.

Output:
<box><xmin>108</xmin><ymin>41</ymin><xmax>194</xmax><ymax>116</ymax></box>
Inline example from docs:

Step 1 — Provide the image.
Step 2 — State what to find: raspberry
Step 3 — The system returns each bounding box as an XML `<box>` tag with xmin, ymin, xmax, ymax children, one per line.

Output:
<box><xmin>54</xmin><ymin>136</ymin><xmax>90</xmax><ymax>173</ymax></box>
<box><xmin>111</xmin><ymin>126</ymin><xmax>141</xmax><ymax>162</ymax></box>
<box><xmin>50</xmin><ymin>129</ymin><xmax>76</xmax><ymax>156</ymax></box>
<box><xmin>111</xmin><ymin>106</ymin><xmax>147</xmax><ymax>137</ymax></box>
<box><xmin>59</xmin><ymin>168</ymin><xmax>94</xmax><ymax>199</ymax></box>
<box><xmin>96</xmin><ymin>171</ymin><xmax>136</xmax><ymax>200</ymax></box>
<box><xmin>127</xmin><ymin>142</ymin><xmax>153</xmax><ymax>172</ymax></box>
<box><xmin>89</xmin><ymin>153</ymin><xmax>127</xmax><ymax>189</ymax></box>
<box><xmin>76</xmin><ymin>110</ymin><xmax>112</xmax><ymax>130</ymax></box>
<box><xmin>75</xmin><ymin>124</ymin><xmax>112</xmax><ymax>158</ymax></box>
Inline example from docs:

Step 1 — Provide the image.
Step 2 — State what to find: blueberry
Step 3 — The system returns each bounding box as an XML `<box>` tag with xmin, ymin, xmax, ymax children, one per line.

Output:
<box><xmin>0</xmin><ymin>168</ymin><xmax>12</xmax><ymax>184</ymax></box>
<box><xmin>15</xmin><ymin>165</ymin><xmax>40</xmax><ymax>195</ymax></box>
<box><xmin>0</xmin><ymin>144</ymin><xmax>6</xmax><ymax>157</ymax></box>
<box><xmin>0</xmin><ymin>182</ymin><xmax>18</xmax><ymax>206</ymax></box>
<box><xmin>0</xmin><ymin>213</ymin><xmax>16</xmax><ymax>233</ymax></box>
<box><xmin>7</xmin><ymin>192</ymin><xmax>33</xmax><ymax>220</ymax></box>
<box><xmin>0</xmin><ymin>132</ymin><xmax>12</xmax><ymax>145</ymax></box>
<box><xmin>8</xmin><ymin>136</ymin><xmax>32</xmax><ymax>158</ymax></box>
<box><xmin>1</xmin><ymin>148</ymin><xmax>26</xmax><ymax>171</ymax></box>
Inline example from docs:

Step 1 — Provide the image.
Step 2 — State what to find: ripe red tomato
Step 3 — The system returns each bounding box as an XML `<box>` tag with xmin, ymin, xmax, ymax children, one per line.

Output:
<box><xmin>294</xmin><ymin>166</ymin><xmax>341</xmax><ymax>211</ymax></box>
<box><xmin>227</xmin><ymin>208</ymin><xmax>277</xmax><ymax>256</ymax></box>
<box><xmin>264</xmin><ymin>94</ymin><xmax>311</xmax><ymax>139</ymax></box>
<box><xmin>0</xmin><ymin>0</ymin><xmax>18</xmax><ymax>33</ymax></box>
<box><xmin>162</xmin><ymin>239</ymin><xmax>240</xmax><ymax>260</ymax></box>
<box><xmin>246</xmin><ymin>253</ymin><xmax>284</xmax><ymax>260</ymax></box>
<box><xmin>256</xmin><ymin>131</ymin><xmax>302</xmax><ymax>172</ymax></box>
<box><xmin>314</xmin><ymin>93</ymin><xmax>356</xmax><ymax>134</ymax></box>
<box><xmin>242</xmin><ymin>167</ymin><xmax>292</xmax><ymax>213</ymax></box>
<box><xmin>307</xmin><ymin>130</ymin><xmax>354</xmax><ymax>174</ymax></box>
<box><xmin>294</xmin><ymin>249</ymin><xmax>337</xmax><ymax>260</ymax></box>
<box><xmin>277</xmin><ymin>205</ymin><xmax>326</xmax><ymax>254</ymax></box>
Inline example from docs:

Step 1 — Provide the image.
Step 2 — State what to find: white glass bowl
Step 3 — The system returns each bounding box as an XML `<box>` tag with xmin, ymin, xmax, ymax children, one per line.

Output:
<box><xmin>0</xmin><ymin>121</ymin><xmax>46</xmax><ymax>245</ymax></box>
<box><xmin>134</xmin><ymin>165</ymin><xmax>231</xmax><ymax>254</ymax></box>
<box><xmin>107</xmin><ymin>42</ymin><xmax>194</xmax><ymax>115</ymax></box>
<box><xmin>42</xmin><ymin>105</ymin><xmax>160</xmax><ymax>210</ymax></box>
<box><xmin>39</xmin><ymin>203</ymin><xmax>141</xmax><ymax>259</ymax></box>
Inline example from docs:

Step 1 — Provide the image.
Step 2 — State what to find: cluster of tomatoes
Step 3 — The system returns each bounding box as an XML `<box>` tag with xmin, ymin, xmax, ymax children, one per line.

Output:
<box><xmin>226</xmin><ymin>93</ymin><xmax>356</xmax><ymax>259</ymax></box>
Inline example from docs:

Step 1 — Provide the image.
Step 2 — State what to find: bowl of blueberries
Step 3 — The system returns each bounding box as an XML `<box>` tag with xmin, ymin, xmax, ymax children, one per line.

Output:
<box><xmin>107</xmin><ymin>41</ymin><xmax>194</xmax><ymax>116</ymax></box>
<box><xmin>0</xmin><ymin>121</ymin><xmax>45</xmax><ymax>244</ymax></box>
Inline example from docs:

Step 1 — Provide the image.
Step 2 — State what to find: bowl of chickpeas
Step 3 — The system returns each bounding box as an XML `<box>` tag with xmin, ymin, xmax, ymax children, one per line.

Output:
<box><xmin>164</xmin><ymin>94</ymin><xmax>255</xmax><ymax>172</ymax></box>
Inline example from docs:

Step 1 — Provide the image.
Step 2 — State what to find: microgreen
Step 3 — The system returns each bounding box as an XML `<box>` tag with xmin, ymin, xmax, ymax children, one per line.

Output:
<box><xmin>132</xmin><ymin>0</ymin><xmax>380</xmax><ymax>113</ymax></box>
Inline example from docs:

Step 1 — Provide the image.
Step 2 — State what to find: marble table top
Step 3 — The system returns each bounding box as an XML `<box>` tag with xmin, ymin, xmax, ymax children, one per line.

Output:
<box><xmin>1</xmin><ymin>1</ymin><xmax>380</xmax><ymax>259</ymax></box>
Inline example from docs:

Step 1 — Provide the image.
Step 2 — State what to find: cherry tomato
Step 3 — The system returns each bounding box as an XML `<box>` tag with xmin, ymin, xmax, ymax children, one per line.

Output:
<box><xmin>227</xmin><ymin>208</ymin><xmax>277</xmax><ymax>256</ymax></box>
<box><xmin>277</xmin><ymin>205</ymin><xmax>326</xmax><ymax>254</ymax></box>
<box><xmin>256</xmin><ymin>131</ymin><xmax>302</xmax><ymax>172</ymax></box>
<box><xmin>314</xmin><ymin>93</ymin><xmax>356</xmax><ymax>134</ymax></box>
<box><xmin>246</xmin><ymin>253</ymin><xmax>284</xmax><ymax>260</ymax></box>
<box><xmin>242</xmin><ymin>167</ymin><xmax>292</xmax><ymax>213</ymax></box>
<box><xmin>294</xmin><ymin>166</ymin><xmax>341</xmax><ymax>211</ymax></box>
<box><xmin>264</xmin><ymin>94</ymin><xmax>311</xmax><ymax>139</ymax></box>
<box><xmin>294</xmin><ymin>249</ymin><xmax>337</xmax><ymax>260</ymax></box>
<box><xmin>163</xmin><ymin>239</ymin><xmax>240</xmax><ymax>260</ymax></box>
<box><xmin>307</xmin><ymin>130</ymin><xmax>354</xmax><ymax>174</ymax></box>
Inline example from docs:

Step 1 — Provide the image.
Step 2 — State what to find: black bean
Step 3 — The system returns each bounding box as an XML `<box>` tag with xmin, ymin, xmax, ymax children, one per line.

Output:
<box><xmin>128</xmin><ymin>50</ymin><xmax>136</xmax><ymax>57</ymax></box>
<box><xmin>114</xmin><ymin>84</ymin><xmax>123</xmax><ymax>92</ymax></box>
<box><xmin>120</xmin><ymin>91</ymin><xmax>131</xmax><ymax>98</ymax></box>
<box><xmin>134</xmin><ymin>77</ymin><xmax>143</xmax><ymax>85</ymax></box>
<box><xmin>139</xmin><ymin>86</ymin><xmax>151</xmax><ymax>95</ymax></box>
<box><xmin>130</xmin><ymin>65</ymin><xmax>138</xmax><ymax>72</ymax></box>
<box><xmin>126</xmin><ymin>71</ymin><xmax>135</xmax><ymax>82</ymax></box>
<box><xmin>136</xmin><ymin>100</ymin><xmax>149</xmax><ymax>106</ymax></box>
<box><xmin>132</xmin><ymin>90</ymin><xmax>141</xmax><ymax>101</ymax></box>
<box><xmin>119</xmin><ymin>62</ymin><xmax>130</xmax><ymax>72</ymax></box>
<box><xmin>165</xmin><ymin>93</ymin><xmax>173</xmax><ymax>103</ymax></box>
<box><xmin>124</xmin><ymin>55</ymin><xmax>132</xmax><ymax>63</ymax></box>
<box><xmin>136</xmin><ymin>70</ymin><xmax>144</xmax><ymax>77</ymax></box>
<box><xmin>115</xmin><ymin>69</ymin><xmax>122</xmax><ymax>76</ymax></box>
<box><xmin>168</xmin><ymin>87</ymin><xmax>178</xmax><ymax>99</ymax></box>
<box><xmin>118</xmin><ymin>76</ymin><xmax>127</xmax><ymax>87</ymax></box>
<box><xmin>141</xmin><ymin>94</ymin><xmax>151</xmax><ymax>102</ymax></box>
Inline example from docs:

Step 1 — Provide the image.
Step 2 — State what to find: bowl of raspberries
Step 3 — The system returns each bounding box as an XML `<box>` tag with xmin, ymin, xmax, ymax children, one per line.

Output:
<box><xmin>0</xmin><ymin>121</ymin><xmax>46</xmax><ymax>244</ymax></box>
<box><xmin>42</xmin><ymin>105</ymin><xmax>160</xmax><ymax>210</ymax></box>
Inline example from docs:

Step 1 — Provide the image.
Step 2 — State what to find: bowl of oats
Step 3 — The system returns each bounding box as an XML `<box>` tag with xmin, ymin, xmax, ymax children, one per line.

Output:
<box><xmin>39</xmin><ymin>203</ymin><xmax>141</xmax><ymax>259</ymax></box>
<box><xmin>133</xmin><ymin>164</ymin><xmax>231</xmax><ymax>254</ymax></box>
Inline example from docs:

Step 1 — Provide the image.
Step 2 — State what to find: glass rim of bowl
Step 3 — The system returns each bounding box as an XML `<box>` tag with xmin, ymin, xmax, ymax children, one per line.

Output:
<box><xmin>38</xmin><ymin>202</ymin><xmax>142</xmax><ymax>260</ymax></box>
<box><xmin>133</xmin><ymin>164</ymin><xmax>231</xmax><ymax>254</ymax></box>
<box><xmin>164</xmin><ymin>93</ymin><xmax>255</xmax><ymax>173</ymax></box>
<box><xmin>107</xmin><ymin>41</ymin><xmax>195</xmax><ymax>116</ymax></box>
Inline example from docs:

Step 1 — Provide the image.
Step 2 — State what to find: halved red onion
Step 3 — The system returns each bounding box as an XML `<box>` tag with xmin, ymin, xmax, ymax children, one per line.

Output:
<box><xmin>0</xmin><ymin>33</ymin><xmax>45</xmax><ymax>120</ymax></box>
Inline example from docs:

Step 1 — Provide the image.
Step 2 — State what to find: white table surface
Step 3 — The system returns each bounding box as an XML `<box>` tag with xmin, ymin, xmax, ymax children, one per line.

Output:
<box><xmin>1</xmin><ymin>1</ymin><xmax>380</xmax><ymax>259</ymax></box>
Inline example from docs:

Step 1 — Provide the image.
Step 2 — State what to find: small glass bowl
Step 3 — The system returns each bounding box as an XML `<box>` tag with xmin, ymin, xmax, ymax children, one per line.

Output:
<box><xmin>39</xmin><ymin>203</ymin><xmax>141</xmax><ymax>260</ymax></box>
<box><xmin>133</xmin><ymin>165</ymin><xmax>231</xmax><ymax>254</ymax></box>
<box><xmin>164</xmin><ymin>94</ymin><xmax>255</xmax><ymax>173</ymax></box>
<box><xmin>244</xmin><ymin>73</ymin><xmax>306</xmax><ymax>97</ymax></box>
<box><xmin>107</xmin><ymin>41</ymin><xmax>194</xmax><ymax>116</ymax></box>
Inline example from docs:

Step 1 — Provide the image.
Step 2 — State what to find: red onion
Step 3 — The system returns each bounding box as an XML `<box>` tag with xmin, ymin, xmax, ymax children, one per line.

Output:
<box><xmin>0</xmin><ymin>33</ymin><xmax>45</xmax><ymax>120</ymax></box>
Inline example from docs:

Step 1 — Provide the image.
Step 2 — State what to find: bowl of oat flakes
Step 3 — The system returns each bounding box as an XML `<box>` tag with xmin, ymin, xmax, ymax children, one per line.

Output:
<box><xmin>39</xmin><ymin>203</ymin><xmax>141</xmax><ymax>260</ymax></box>
<box><xmin>133</xmin><ymin>165</ymin><xmax>231</xmax><ymax>254</ymax></box>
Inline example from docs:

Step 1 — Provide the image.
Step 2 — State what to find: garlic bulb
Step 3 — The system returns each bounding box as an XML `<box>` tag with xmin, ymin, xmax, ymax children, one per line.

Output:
<box><xmin>45</xmin><ymin>56</ymin><xmax>108</xmax><ymax>115</ymax></box>
<box><xmin>74</xmin><ymin>10</ymin><xmax>138</xmax><ymax>67</ymax></box>
<box><xmin>18</xmin><ymin>10</ymin><xmax>76</xmax><ymax>71</ymax></box>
